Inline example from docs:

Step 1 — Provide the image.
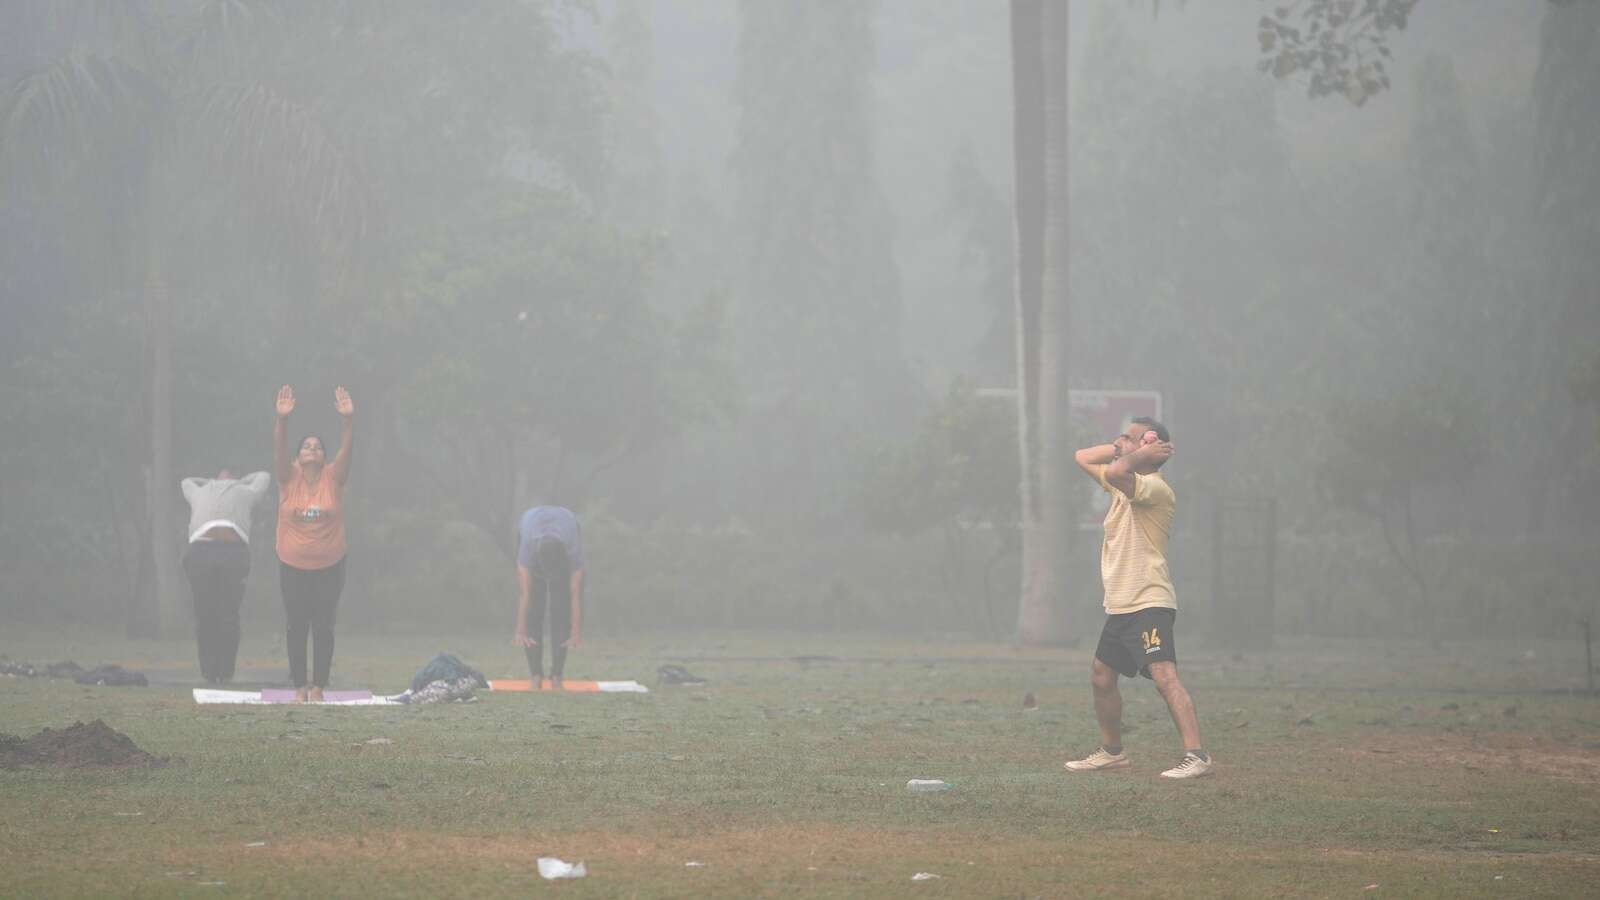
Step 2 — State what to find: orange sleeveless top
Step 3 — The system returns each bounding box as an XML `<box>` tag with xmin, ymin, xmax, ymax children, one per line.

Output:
<box><xmin>276</xmin><ymin>464</ymin><xmax>346</xmax><ymax>570</ymax></box>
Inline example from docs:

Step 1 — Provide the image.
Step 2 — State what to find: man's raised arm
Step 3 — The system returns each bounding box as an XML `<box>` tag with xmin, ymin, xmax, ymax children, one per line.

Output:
<box><xmin>1075</xmin><ymin>443</ymin><xmax>1116</xmax><ymax>479</ymax></box>
<box><xmin>1105</xmin><ymin>441</ymin><xmax>1174</xmax><ymax>499</ymax></box>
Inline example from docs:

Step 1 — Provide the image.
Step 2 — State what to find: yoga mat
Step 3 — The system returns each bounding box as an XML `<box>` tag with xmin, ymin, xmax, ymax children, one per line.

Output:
<box><xmin>260</xmin><ymin>689</ymin><xmax>373</xmax><ymax>703</ymax></box>
<box><xmin>193</xmin><ymin>689</ymin><xmax>402</xmax><ymax>706</ymax></box>
<box><xmin>488</xmin><ymin>679</ymin><xmax>649</xmax><ymax>694</ymax></box>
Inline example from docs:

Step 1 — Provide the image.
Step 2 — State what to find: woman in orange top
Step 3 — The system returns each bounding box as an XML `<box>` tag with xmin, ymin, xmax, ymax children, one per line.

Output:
<box><xmin>273</xmin><ymin>384</ymin><xmax>355</xmax><ymax>702</ymax></box>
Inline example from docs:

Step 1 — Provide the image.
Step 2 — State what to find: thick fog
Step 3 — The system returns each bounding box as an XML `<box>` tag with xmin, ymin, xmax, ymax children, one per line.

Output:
<box><xmin>1</xmin><ymin>0</ymin><xmax>1595</xmax><ymax>652</ymax></box>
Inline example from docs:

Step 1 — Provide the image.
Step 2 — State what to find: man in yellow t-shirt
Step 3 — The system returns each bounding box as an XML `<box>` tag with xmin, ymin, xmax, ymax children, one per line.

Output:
<box><xmin>1063</xmin><ymin>417</ymin><xmax>1212</xmax><ymax>780</ymax></box>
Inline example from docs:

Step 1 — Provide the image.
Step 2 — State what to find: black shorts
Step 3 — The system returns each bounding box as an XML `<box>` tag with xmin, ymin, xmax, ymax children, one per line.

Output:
<box><xmin>1094</xmin><ymin>607</ymin><xmax>1177</xmax><ymax>679</ymax></box>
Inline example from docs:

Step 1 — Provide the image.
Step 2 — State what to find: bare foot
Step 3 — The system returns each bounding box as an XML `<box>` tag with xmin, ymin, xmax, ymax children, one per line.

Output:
<box><xmin>550</xmin><ymin>677</ymin><xmax>564</xmax><ymax>691</ymax></box>
<box><xmin>307</xmin><ymin>686</ymin><xmax>324</xmax><ymax>703</ymax></box>
<box><xmin>294</xmin><ymin>686</ymin><xmax>309</xmax><ymax>703</ymax></box>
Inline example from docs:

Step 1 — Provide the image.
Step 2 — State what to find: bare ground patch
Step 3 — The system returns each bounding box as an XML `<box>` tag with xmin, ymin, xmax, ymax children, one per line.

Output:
<box><xmin>184</xmin><ymin>826</ymin><xmax>1600</xmax><ymax>870</ymax></box>
<box><xmin>161</xmin><ymin>826</ymin><xmax>1600</xmax><ymax>897</ymax></box>
<box><xmin>1339</xmin><ymin>730</ymin><xmax>1600</xmax><ymax>785</ymax></box>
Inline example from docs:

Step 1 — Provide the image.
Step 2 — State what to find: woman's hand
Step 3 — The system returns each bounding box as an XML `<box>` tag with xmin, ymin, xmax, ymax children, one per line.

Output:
<box><xmin>276</xmin><ymin>385</ymin><xmax>296</xmax><ymax>419</ymax></box>
<box><xmin>513</xmin><ymin>632</ymin><xmax>538</xmax><ymax>648</ymax></box>
<box><xmin>334</xmin><ymin>385</ymin><xmax>354</xmax><ymax>418</ymax></box>
<box><xmin>561</xmin><ymin>632</ymin><xmax>582</xmax><ymax>651</ymax></box>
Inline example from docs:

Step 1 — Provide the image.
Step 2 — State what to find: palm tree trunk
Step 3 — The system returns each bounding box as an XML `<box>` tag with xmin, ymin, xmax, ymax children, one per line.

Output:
<box><xmin>1014</xmin><ymin>0</ymin><xmax>1071</xmax><ymax>644</ymax></box>
<box><xmin>1011</xmin><ymin>0</ymin><xmax>1046</xmax><ymax>643</ymax></box>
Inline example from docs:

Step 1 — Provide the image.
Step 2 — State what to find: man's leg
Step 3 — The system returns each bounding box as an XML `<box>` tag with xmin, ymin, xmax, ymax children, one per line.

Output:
<box><xmin>1147</xmin><ymin>662</ymin><xmax>1201</xmax><ymax>751</ymax></box>
<box><xmin>183</xmin><ymin>545</ymin><xmax>214</xmax><ymax>681</ymax></box>
<box><xmin>548</xmin><ymin>576</ymin><xmax>571</xmax><ymax>685</ymax></box>
<box><xmin>216</xmin><ymin>544</ymin><xmax>249</xmax><ymax>682</ymax></box>
<box><xmin>1092</xmin><ymin>657</ymin><xmax>1124</xmax><ymax>752</ymax></box>
<box><xmin>523</xmin><ymin>576</ymin><xmax>548</xmax><ymax>684</ymax></box>
<box><xmin>1066</xmin><ymin>656</ymin><xmax>1133</xmax><ymax>771</ymax></box>
<box><xmin>202</xmin><ymin>559</ymin><xmax>229</xmax><ymax>682</ymax></box>
<box><xmin>1148</xmin><ymin>660</ymin><xmax>1213</xmax><ymax>778</ymax></box>
<box><xmin>1067</xmin><ymin>616</ymin><xmax>1139</xmax><ymax>771</ymax></box>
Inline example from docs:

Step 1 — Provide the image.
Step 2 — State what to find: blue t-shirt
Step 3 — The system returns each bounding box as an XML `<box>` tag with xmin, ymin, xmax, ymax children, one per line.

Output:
<box><xmin>516</xmin><ymin>506</ymin><xmax>585</xmax><ymax>573</ymax></box>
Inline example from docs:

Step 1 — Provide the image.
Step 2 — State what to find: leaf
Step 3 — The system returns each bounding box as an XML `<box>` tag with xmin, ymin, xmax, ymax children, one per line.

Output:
<box><xmin>0</xmin><ymin>52</ymin><xmax>166</xmax><ymax>184</ymax></box>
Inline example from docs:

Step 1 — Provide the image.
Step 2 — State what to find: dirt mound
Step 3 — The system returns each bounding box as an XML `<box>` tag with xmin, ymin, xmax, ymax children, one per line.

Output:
<box><xmin>0</xmin><ymin>733</ymin><xmax>27</xmax><ymax>769</ymax></box>
<box><xmin>0</xmin><ymin>720</ymin><xmax>168</xmax><ymax>770</ymax></box>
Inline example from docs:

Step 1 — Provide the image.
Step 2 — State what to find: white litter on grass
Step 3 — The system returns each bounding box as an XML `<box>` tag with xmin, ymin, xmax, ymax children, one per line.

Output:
<box><xmin>912</xmin><ymin>872</ymin><xmax>942</xmax><ymax>881</ymax></box>
<box><xmin>114</xmin><ymin>812</ymin><xmax>143</xmax><ymax>817</ymax></box>
<box><xmin>198</xmin><ymin>882</ymin><xmax>226</xmax><ymax>887</ymax></box>
<box><xmin>364</xmin><ymin>737</ymin><xmax>393</xmax><ymax>745</ymax></box>
<box><xmin>537</xmin><ymin>857</ymin><xmax>587</xmax><ymax>880</ymax></box>
<box><xmin>907</xmin><ymin>779</ymin><xmax>950</xmax><ymax>792</ymax></box>
<box><xmin>685</xmin><ymin>861</ymin><xmax>705</xmax><ymax>868</ymax></box>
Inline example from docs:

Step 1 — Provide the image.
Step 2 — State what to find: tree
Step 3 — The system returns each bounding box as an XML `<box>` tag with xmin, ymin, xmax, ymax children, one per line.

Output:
<box><xmin>1317</xmin><ymin>385</ymin><xmax>1485</xmax><ymax>634</ymax></box>
<box><xmin>732</xmin><ymin>0</ymin><xmax>913</xmax><ymax>524</ymax></box>
<box><xmin>1010</xmin><ymin>0</ymin><xmax>1073</xmax><ymax>645</ymax></box>
<box><xmin>945</xmin><ymin>145</ymin><xmax>1014</xmax><ymax>383</ymax></box>
<box><xmin>374</xmin><ymin>184</ymin><xmax>733</xmax><ymax>557</ymax></box>
<box><xmin>604</xmin><ymin>1</ymin><xmax>666</xmax><ymax>228</ymax></box>
<box><xmin>1529</xmin><ymin>0</ymin><xmax>1600</xmax><ymax>531</ymax></box>
<box><xmin>0</xmin><ymin>5</ymin><xmax>368</xmax><ymax>635</ymax></box>
<box><xmin>1297</xmin><ymin>55</ymin><xmax>1491</xmax><ymax>610</ymax></box>
<box><xmin>1257</xmin><ymin>0</ymin><xmax>1420</xmax><ymax>105</ymax></box>
<box><xmin>862</xmin><ymin>379</ymin><xmax>1021</xmax><ymax>636</ymax></box>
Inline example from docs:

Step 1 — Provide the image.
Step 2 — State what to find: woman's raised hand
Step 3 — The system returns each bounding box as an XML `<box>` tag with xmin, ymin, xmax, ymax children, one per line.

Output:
<box><xmin>334</xmin><ymin>386</ymin><xmax>354</xmax><ymax>418</ymax></box>
<box><xmin>276</xmin><ymin>385</ymin><xmax>296</xmax><ymax>419</ymax></box>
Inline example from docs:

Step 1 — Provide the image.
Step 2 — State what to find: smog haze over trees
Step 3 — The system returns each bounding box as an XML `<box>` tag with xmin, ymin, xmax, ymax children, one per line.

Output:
<box><xmin>1</xmin><ymin>0</ymin><xmax>1596</xmax><ymax>648</ymax></box>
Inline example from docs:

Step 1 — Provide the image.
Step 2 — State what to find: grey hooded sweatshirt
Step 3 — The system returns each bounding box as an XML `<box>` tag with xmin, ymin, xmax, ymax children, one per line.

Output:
<box><xmin>181</xmin><ymin>472</ymin><xmax>271</xmax><ymax>543</ymax></box>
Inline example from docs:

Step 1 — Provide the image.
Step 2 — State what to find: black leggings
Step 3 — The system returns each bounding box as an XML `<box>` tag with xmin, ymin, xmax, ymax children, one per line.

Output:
<box><xmin>279</xmin><ymin>557</ymin><xmax>346</xmax><ymax>688</ymax></box>
<box><xmin>182</xmin><ymin>540</ymin><xmax>251</xmax><ymax>682</ymax></box>
<box><xmin>523</xmin><ymin>572</ymin><xmax>572</xmax><ymax>680</ymax></box>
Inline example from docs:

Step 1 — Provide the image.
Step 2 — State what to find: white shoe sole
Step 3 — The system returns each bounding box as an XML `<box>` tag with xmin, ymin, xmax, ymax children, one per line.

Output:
<box><xmin>1160</xmin><ymin>765</ymin><xmax>1214</xmax><ymax>779</ymax></box>
<box><xmin>1064</xmin><ymin>758</ymin><xmax>1131</xmax><ymax>772</ymax></box>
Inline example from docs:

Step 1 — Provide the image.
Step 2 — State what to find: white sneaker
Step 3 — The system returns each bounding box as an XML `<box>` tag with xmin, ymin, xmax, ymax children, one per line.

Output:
<box><xmin>1160</xmin><ymin>753</ymin><xmax>1214</xmax><ymax>779</ymax></box>
<box><xmin>1064</xmin><ymin>748</ymin><xmax>1131</xmax><ymax>772</ymax></box>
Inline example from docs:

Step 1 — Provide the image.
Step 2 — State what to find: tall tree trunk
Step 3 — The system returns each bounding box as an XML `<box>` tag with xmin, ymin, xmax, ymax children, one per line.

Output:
<box><xmin>1035</xmin><ymin>0</ymin><xmax>1074</xmax><ymax>641</ymax></box>
<box><xmin>1013</xmin><ymin>0</ymin><xmax>1071</xmax><ymax>644</ymax></box>
<box><xmin>145</xmin><ymin>242</ymin><xmax>183</xmax><ymax>637</ymax></box>
<box><xmin>1011</xmin><ymin>0</ymin><xmax>1045</xmax><ymax>642</ymax></box>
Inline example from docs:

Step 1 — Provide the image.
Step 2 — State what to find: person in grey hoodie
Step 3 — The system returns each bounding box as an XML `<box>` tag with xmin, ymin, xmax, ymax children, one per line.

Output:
<box><xmin>181</xmin><ymin>469</ymin><xmax>271</xmax><ymax>683</ymax></box>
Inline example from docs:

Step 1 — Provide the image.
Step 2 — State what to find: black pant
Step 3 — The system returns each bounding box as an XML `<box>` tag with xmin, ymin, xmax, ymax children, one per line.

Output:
<box><xmin>182</xmin><ymin>540</ymin><xmax>251</xmax><ymax>682</ymax></box>
<box><xmin>523</xmin><ymin>572</ymin><xmax>572</xmax><ymax>680</ymax></box>
<box><xmin>279</xmin><ymin>557</ymin><xmax>346</xmax><ymax>688</ymax></box>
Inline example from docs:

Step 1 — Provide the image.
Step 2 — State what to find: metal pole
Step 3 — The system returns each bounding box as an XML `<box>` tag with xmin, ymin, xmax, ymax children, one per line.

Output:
<box><xmin>1585</xmin><ymin>618</ymin><xmax>1594</xmax><ymax>695</ymax></box>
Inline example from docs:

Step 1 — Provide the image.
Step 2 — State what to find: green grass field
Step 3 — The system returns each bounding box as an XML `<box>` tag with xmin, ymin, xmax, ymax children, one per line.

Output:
<box><xmin>2</xmin><ymin>629</ymin><xmax>1598</xmax><ymax>897</ymax></box>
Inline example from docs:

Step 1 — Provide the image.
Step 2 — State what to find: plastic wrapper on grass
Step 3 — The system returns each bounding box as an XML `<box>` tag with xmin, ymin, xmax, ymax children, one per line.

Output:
<box><xmin>537</xmin><ymin>857</ymin><xmax>587</xmax><ymax>879</ymax></box>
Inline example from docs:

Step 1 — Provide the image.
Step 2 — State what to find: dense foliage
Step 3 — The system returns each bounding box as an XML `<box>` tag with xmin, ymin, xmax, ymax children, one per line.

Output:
<box><xmin>1</xmin><ymin>1</ymin><xmax>1595</xmax><ymax>642</ymax></box>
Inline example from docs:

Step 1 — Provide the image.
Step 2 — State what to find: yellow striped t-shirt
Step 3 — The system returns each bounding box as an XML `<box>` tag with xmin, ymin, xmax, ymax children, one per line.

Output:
<box><xmin>1093</xmin><ymin>465</ymin><xmax>1176</xmax><ymax>614</ymax></box>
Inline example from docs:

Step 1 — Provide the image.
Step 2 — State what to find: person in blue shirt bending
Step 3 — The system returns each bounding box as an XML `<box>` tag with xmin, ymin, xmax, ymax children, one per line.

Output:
<box><xmin>512</xmin><ymin>506</ymin><xmax>585</xmax><ymax>689</ymax></box>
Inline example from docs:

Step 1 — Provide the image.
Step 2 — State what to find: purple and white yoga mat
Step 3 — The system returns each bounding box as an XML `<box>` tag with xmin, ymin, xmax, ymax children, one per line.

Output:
<box><xmin>259</xmin><ymin>689</ymin><xmax>372</xmax><ymax>703</ymax></box>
